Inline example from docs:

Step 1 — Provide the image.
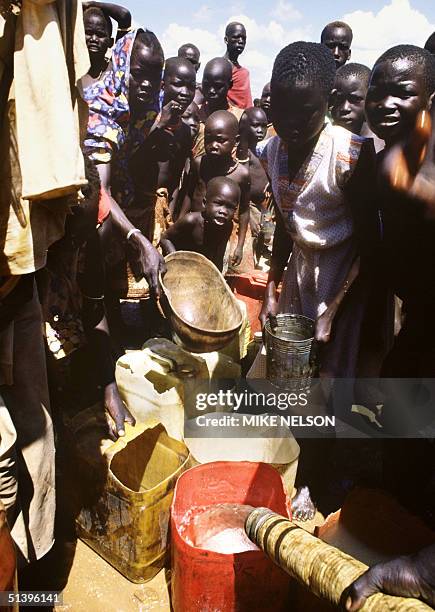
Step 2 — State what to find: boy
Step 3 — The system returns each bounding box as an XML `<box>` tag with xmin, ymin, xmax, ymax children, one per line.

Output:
<box><xmin>182</xmin><ymin>101</ymin><xmax>200</xmax><ymax>141</ymax></box>
<box><xmin>161</xmin><ymin>177</ymin><xmax>239</xmax><ymax>271</ymax></box>
<box><xmin>178</xmin><ymin>43</ymin><xmax>203</xmax><ymax>105</ymax></box>
<box><xmin>260</xmin><ymin>82</ymin><xmax>276</xmax><ymax>140</ymax></box>
<box><xmin>330</xmin><ymin>63</ymin><xmax>371</xmax><ymax>135</ymax></box>
<box><xmin>321</xmin><ymin>21</ymin><xmax>353</xmax><ymax>69</ymax></box>
<box><xmin>82</xmin><ymin>2</ymin><xmax>131</xmax><ymax>88</ymax></box>
<box><xmin>237</xmin><ymin>107</ymin><xmax>273</xmax><ymax>269</ymax></box>
<box><xmin>224</xmin><ymin>21</ymin><xmax>253</xmax><ymax>109</ymax></box>
<box><xmin>365</xmin><ymin>44</ymin><xmax>435</xmax><ymax>376</ymax></box>
<box><xmin>424</xmin><ymin>32</ymin><xmax>435</xmax><ymax>56</ymax></box>
<box><xmin>193</xmin><ymin>57</ymin><xmax>244</xmax><ymax>158</ymax></box>
<box><xmin>187</xmin><ymin>111</ymin><xmax>250</xmax><ymax>267</ymax></box>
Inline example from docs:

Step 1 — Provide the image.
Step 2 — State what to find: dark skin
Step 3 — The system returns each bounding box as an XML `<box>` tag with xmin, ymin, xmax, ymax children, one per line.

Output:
<box><xmin>344</xmin><ymin>543</ymin><xmax>435</xmax><ymax>610</ymax></box>
<box><xmin>130</xmin><ymin>58</ymin><xmax>195</xmax><ymax>209</ymax></box>
<box><xmin>187</xmin><ymin>113</ymin><xmax>250</xmax><ymax>266</ymax></box>
<box><xmin>181</xmin><ymin>101</ymin><xmax>200</xmax><ymax>140</ymax></box>
<box><xmin>365</xmin><ymin>59</ymin><xmax>431</xmax><ymax>147</ymax></box>
<box><xmin>330</xmin><ymin>74</ymin><xmax>368</xmax><ymax>135</ymax></box>
<box><xmin>238</xmin><ymin>108</ymin><xmax>269</xmax><ymax>223</ymax></box>
<box><xmin>161</xmin><ymin>177</ymin><xmax>239</xmax><ymax>271</ymax></box>
<box><xmin>178</xmin><ymin>45</ymin><xmax>204</xmax><ymax>106</ymax></box>
<box><xmin>83</xmin><ymin>10</ymin><xmax>113</xmax><ymax>78</ymax></box>
<box><xmin>201</xmin><ymin>58</ymin><xmax>234</xmax><ymax>116</ymax></box>
<box><xmin>260</xmin><ymin>82</ymin><xmax>271</xmax><ymax>123</ymax></box>
<box><xmin>83</xmin><ymin>1</ymin><xmax>131</xmax><ymax>35</ymax></box>
<box><xmin>96</xmin><ymin>40</ymin><xmax>165</xmax><ymax>298</ymax></box>
<box><xmin>321</xmin><ymin>25</ymin><xmax>352</xmax><ymax>69</ymax></box>
<box><xmin>224</xmin><ymin>23</ymin><xmax>247</xmax><ymax>66</ymax></box>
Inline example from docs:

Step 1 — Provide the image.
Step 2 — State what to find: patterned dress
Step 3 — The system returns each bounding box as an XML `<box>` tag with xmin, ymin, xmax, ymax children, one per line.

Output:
<box><xmin>259</xmin><ymin>123</ymin><xmax>373</xmax><ymax>377</ymax></box>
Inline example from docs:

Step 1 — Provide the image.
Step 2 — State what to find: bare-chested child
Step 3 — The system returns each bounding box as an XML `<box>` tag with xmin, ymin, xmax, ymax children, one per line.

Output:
<box><xmin>192</xmin><ymin>57</ymin><xmax>244</xmax><ymax>158</ymax></box>
<box><xmin>260</xmin><ymin>82</ymin><xmax>276</xmax><ymax>140</ymax></box>
<box><xmin>187</xmin><ymin>110</ymin><xmax>250</xmax><ymax>266</ymax></box>
<box><xmin>82</xmin><ymin>2</ymin><xmax>131</xmax><ymax>88</ymax></box>
<box><xmin>161</xmin><ymin>177</ymin><xmax>240</xmax><ymax>271</ymax></box>
<box><xmin>238</xmin><ymin>107</ymin><xmax>274</xmax><ymax>267</ymax></box>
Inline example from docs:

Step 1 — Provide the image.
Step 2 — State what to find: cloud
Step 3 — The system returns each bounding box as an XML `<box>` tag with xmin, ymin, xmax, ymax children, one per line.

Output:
<box><xmin>161</xmin><ymin>10</ymin><xmax>312</xmax><ymax>98</ymax></box>
<box><xmin>271</xmin><ymin>1</ymin><xmax>302</xmax><ymax>23</ymax></box>
<box><xmin>193</xmin><ymin>5</ymin><xmax>214</xmax><ymax>23</ymax></box>
<box><xmin>341</xmin><ymin>0</ymin><xmax>435</xmax><ymax>67</ymax></box>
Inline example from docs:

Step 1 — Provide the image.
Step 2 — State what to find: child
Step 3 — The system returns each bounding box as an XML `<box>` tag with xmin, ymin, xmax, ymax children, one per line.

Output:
<box><xmin>85</xmin><ymin>30</ymin><xmax>166</xmax><ymax>299</ymax></box>
<box><xmin>256</xmin><ymin>41</ymin><xmax>381</xmax><ymax>379</ymax></box>
<box><xmin>237</xmin><ymin>107</ymin><xmax>274</xmax><ymax>269</ymax></box>
<box><xmin>186</xmin><ymin>110</ymin><xmax>250</xmax><ymax>267</ymax></box>
<box><xmin>182</xmin><ymin>101</ymin><xmax>201</xmax><ymax>141</ymax></box>
<box><xmin>178</xmin><ymin>43</ymin><xmax>203</xmax><ymax>105</ymax></box>
<box><xmin>330</xmin><ymin>63</ymin><xmax>371</xmax><ymax>135</ymax></box>
<box><xmin>223</xmin><ymin>21</ymin><xmax>253</xmax><ymax>110</ymax></box>
<box><xmin>260</xmin><ymin>82</ymin><xmax>276</xmax><ymax>140</ymax></box>
<box><xmin>320</xmin><ymin>21</ymin><xmax>352</xmax><ymax>69</ymax></box>
<box><xmin>365</xmin><ymin>44</ymin><xmax>435</xmax><ymax>376</ymax></box>
<box><xmin>161</xmin><ymin>177</ymin><xmax>239</xmax><ymax>271</ymax></box>
<box><xmin>193</xmin><ymin>57</ymin><xmax>244</xmax><ymax>158</ymax></box>
<box><xmin>82</xmin><ymin>2</ymin><xmax>131</xmax><ymax>88</ymax></box>
<box><xmin>424</xmin><ymin>32</ymin><xmax>435</xmax><ymax>56</ymax></box>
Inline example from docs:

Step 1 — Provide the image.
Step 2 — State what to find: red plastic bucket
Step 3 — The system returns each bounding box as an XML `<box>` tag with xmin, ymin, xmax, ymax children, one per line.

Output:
<box><xmin>171</xmin><ymin>461</ymin><xmax>291</xmax><ymax>612</ymax></box>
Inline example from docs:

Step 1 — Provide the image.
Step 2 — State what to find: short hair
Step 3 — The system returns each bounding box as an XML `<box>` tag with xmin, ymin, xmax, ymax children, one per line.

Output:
<box><xmin>134</xmin><ymin>30</ymin><xmax>164</xmax><ymax>60</ymax></box>
<box><xmin>84</xmin><ymin>7</ymin><xmax>113</xmax><ymax>37</ymax></box>
<box><xmin>374</xmin><ymin>44</ymin><xmax>435</xmax><ymax>97</ymax></box>
<box><xmin>225</xmin><ymin>22</ymin><xmax>246</xmax><ymax>36</ymax></box>
<box><xmin>203</xmin><ymin>57</ymin><xmax>233</xmax><ymax>81</ymax></box>
<box><xmin>424</xmin><ymin>32</ymin><xmax>435</xmax><ymax>53</ymax></box>
<box><xmin>271</xmin><ymin>41</ymin><xmax>336</xmax><ymax>98</ymax></box>
<box><xmin>335</xmin><ymin>62</ymin><xmax>371</xmax><ymax>87</ymax></box>
<box><xmin>178</xmin><ymin>43</ymin><xmax>200</xmax><ymax>59</ymax></box>
<box><xmin>321</xmin><ymin>21</ymin><xmax>353</xmax><ymax>43</ymax></box>
<box><xmin>164</xmin><ymin>56</ymin><xmax>196</xmax><ymax>79</ymax></box>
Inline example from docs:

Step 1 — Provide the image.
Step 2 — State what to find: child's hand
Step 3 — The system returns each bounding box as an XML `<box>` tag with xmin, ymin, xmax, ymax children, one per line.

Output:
<box><xmin>231</xmin><ymin>246</ymin><xmax>243</xmax><ymax>266</ymax></box>
<box><xmin>104</xmin><ymin>382</ymin><xmax>136</xmax><ymax>439</ymax></box>
<box><xmin>159</xmin><ymin>100</ymin><xmax>184</xmax><ymax>129</ymax></box>
<box><xmin>128</xmin><ymin>232</ymin><xmax>166</xmax><ymax>299</ymax></box>
<box><xmin>259</xmin><ymin>293</ymin><xmax>278</xmax><ymax>329</ymax></box>
<box><xmin>381</xmin><ymin>109</ymin><xmax>435</xmax><ymax>210</ymax></box>
<box><xmin>315</xmin><ymin>310</ymin><xmax>333</xmax><ymax>343</ymax></box>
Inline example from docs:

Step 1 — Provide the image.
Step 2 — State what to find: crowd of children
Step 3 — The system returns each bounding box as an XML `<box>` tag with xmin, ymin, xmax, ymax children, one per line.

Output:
<box><xmin>1</xmin><ymin>1</ymin><xmax>435</xmax><ymax>607</ymax></box>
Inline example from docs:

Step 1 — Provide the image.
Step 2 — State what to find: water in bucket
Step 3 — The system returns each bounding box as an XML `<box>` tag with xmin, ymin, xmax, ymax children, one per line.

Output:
<box><xmin>265</xmin><ymin>313</ymin><xmax>316</xmax><ymax>391</ymax></box>
<box><xmin>179</xmin><ymin>503</ymin><xmax>259</xmax><ymax>553</ymax></box>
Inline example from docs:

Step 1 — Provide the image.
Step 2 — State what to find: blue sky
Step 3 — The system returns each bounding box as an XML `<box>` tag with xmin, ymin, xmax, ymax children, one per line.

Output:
<box><xmin>119</xmin><ymin>0</ymin><xmax>435</xmax><ymax>96</ymax></box>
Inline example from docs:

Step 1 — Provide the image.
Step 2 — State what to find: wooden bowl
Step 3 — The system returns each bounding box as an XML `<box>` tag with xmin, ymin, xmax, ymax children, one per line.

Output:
<box><xmin>160</xmin><ymin>252</ymin><xmax>243</xmax><ymax>353</ymax></box>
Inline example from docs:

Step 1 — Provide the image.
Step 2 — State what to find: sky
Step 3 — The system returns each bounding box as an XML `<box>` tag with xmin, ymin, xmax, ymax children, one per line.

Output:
<box><xmin>119</xmin><ymin>0</ymin><xmax>435</xmax><ymax>97</ymax></box>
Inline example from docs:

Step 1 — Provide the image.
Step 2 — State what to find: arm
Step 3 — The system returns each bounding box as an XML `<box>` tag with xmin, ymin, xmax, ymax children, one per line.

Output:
<box><xmin>315</xmin><ymin>256</ymin><xmax>360</xmax><ymax>343</ymax></box>
<box><xmin>96</xmin><ymin>163</ymin><xmax>166</xmax><ymax>299</ymax></box>
<box><xmin>80</xmin><ymin>231</ymin><xmax>135</xmax><ymax>438</ymax></box>
<box><xmin>189</xmin><ymin>158</ymin><xmax>206</xmax><ymax>212</ymax></box>
<box><xmin>259</xmin><ymin>211</ymin><xmax>293</xmax><ymax>327</ymax></box>
<box><xmin>344</xmin><ymin>543</ymin><xmax>435</xmax><ymax>611</ymax></box>
<box><xmin>82</xmin><ymin>2</ymin><xmax>131</xmax><ymax>32</ymax></box>
<box><xmin>160</xmin><ymin>214</ymin><xmax>195</xmax><ymax>255</ymax></box>
<box><xmin>232</xmin><ymin>169</ymin><xmax>251</xmax><ymax>265</ymax></box>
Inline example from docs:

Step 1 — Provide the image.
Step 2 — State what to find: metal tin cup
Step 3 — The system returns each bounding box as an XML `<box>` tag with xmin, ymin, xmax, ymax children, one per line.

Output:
<box><xmin>264</xmin><ymin>314</ymin><xmax>316</xmax><ymax>391</ymax></box>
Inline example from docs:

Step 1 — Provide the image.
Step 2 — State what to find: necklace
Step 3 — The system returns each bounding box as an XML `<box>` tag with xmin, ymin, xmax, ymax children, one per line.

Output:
<box><xmin>225</xmin><ymin>158</ymin><xmax>239</xmax><ymax>175</ymax></box>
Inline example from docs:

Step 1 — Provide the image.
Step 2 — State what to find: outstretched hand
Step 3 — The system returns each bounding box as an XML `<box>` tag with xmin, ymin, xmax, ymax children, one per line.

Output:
<box><xmin>128</xmin><ymin>232</ymin><xmax>166</xmax><ymax>299</ymax></box>
<box><xmin>104</xmin><ymin>382</ymin><xmax>135</xmax><ymax>439</ymax></box>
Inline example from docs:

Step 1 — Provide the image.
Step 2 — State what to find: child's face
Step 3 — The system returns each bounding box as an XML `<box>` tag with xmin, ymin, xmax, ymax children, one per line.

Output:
<box><xmin>260</xmin><ymin>84</ymin><xmax>271</xmax><ymax>120</ymax></box>
<box><xmin>84</xmin><ymin>12</ymin><xmax>112</xmax><ymax>59</ymax></box>
<box><xmin>182</xmin><ymin>48</ymin><xmax>201</xmax><ymax>72</ymax></box>
<box><xmin>202</xmin><ymin>69</ymin><xmax>231</xmax><ymax>105</ymax></box>
<box><xmin>322</xmin><ymin>27</ymin><xmax>351</xmax><ymax>69</ymax></box>
<box><xmin>365</xmin><ymin>59</ymin><xmax>429</xmax><ymax>145</ymax></box>
<box><xmin>330</xmin><ymin>75</ymin><xmax>367</xmax><ymax>134</ymax></box>
<box><xmin>247</xmin><ymin>109</ymin><xmax>268</xmax><ymax>143</ymax></box>
<box><xmin>205</xmin><ymin>191</ymin><xmax>237</xmax><ymax>226</ymax></box>
<box><xmin>129</xmin><ymin>43</ymin><xmax>164</xmax><ymax>113</ymax></box>
<box><xmin>271</xmin><ymin>81</ymin><xmax>327</xmax><ymax>149</ymax></box>
<box><xmin>225</xmin><ymin>25</ymin><xmax>247</xmax><ymax>56</ymax></box>
<box><xmin>204</xmin><ymin>122</ymin><xmax>237</xmax><ymax>158</ymax></box>
<box><xmin>163</xmin><ymin>64</ymin><xmax>196</xmax><ymax>113</ymax></box>
<box><xmin>182</xmin><ymin>103</ymin><xmax>200</xmax><ymax>139</ymax></box>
